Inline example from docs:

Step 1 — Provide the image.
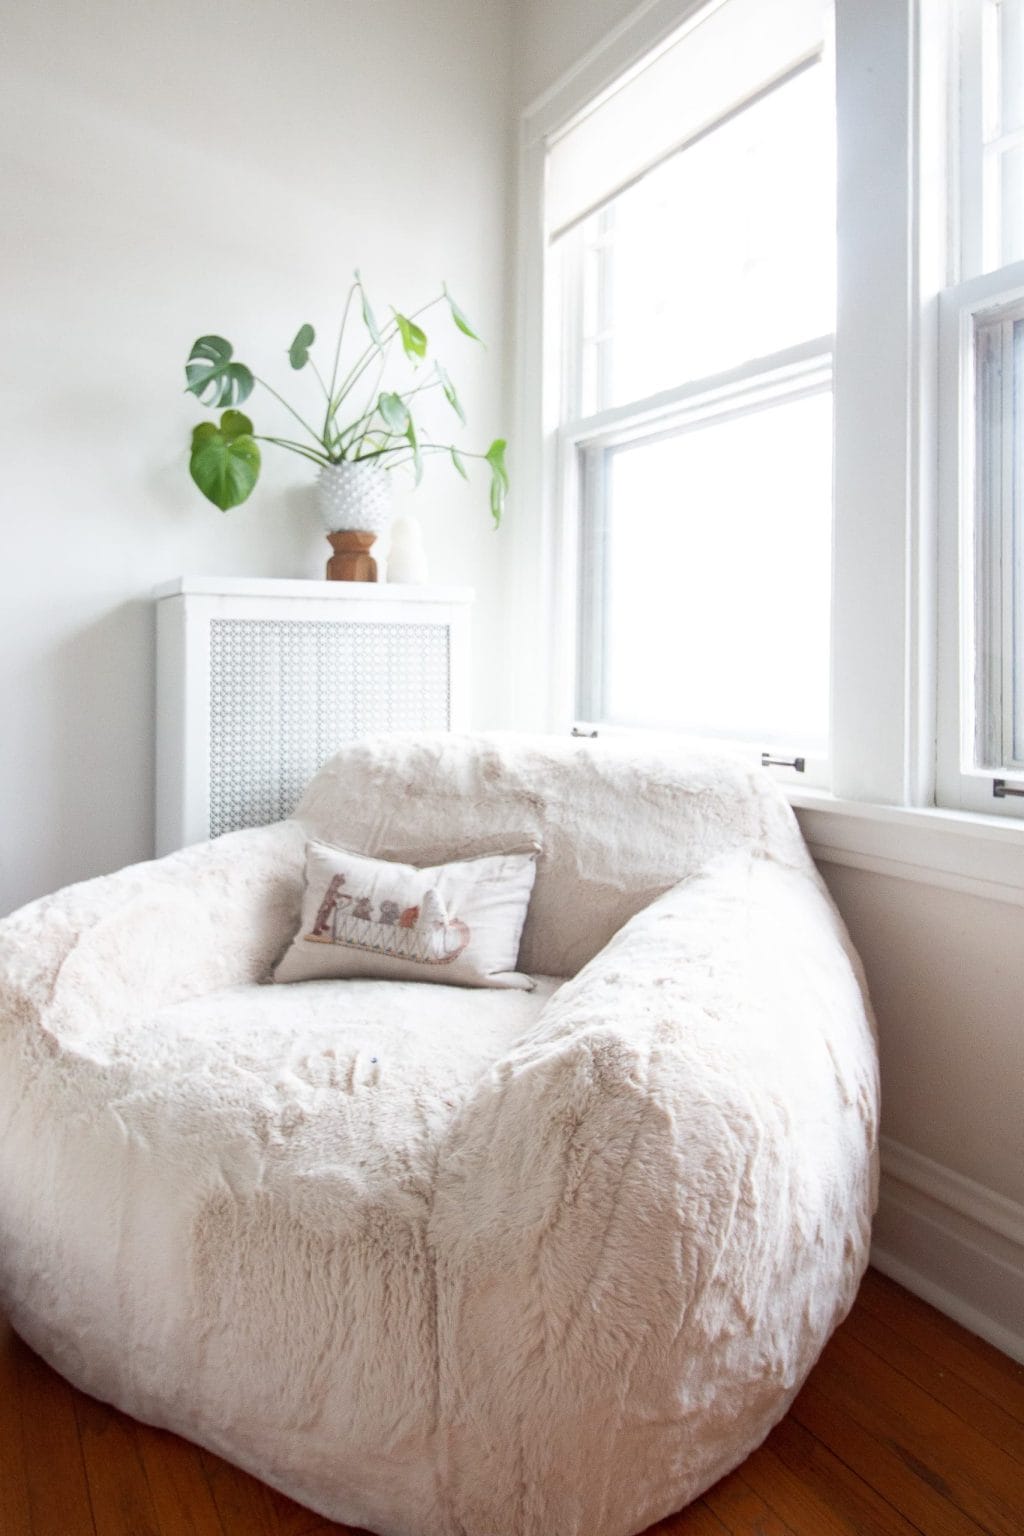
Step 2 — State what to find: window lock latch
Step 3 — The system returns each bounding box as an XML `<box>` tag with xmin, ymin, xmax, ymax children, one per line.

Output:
<box><xmin>762</xmin><ymin>752</ymin><xmax>806</xmax><ymax>773</ymax></box>
<box><xmin>993</xmin><ymin>778</ymin><xmax>1024</xmax><ymax>798</ymax></box>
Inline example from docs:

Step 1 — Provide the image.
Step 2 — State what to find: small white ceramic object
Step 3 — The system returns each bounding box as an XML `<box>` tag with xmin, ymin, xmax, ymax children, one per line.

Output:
<box><xmin>386</xmin><ymin>513</ymin><xmax>430</xmax><ymax>584</ymax></box>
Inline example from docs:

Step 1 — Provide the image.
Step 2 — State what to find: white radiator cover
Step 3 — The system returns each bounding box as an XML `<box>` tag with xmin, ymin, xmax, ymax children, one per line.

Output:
<box><xmin>155</xmin><ymin>577</ymin><xmax>472</xmax><ymax>854</ymax></box>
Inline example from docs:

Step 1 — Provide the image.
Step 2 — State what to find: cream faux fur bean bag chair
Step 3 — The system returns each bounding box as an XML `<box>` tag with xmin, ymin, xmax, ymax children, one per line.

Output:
<box><xmin>0</xmin><ymin>734</ymin><xmax>878</xmax><ymax>1536</ymax></box>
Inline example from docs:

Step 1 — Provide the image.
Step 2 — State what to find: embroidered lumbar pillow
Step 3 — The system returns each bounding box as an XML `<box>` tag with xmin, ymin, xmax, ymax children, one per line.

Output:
<box><xmin>273</xmin><ymin>840</ymin><xmax>540</xmax><ymax>990</ymax></box>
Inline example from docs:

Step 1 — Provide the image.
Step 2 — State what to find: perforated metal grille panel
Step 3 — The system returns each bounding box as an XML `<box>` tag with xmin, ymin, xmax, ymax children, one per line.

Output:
<box><xmin>208</xmin><ymin>618</ymin><xmax>451</xmax><ymax>837</ymax></box>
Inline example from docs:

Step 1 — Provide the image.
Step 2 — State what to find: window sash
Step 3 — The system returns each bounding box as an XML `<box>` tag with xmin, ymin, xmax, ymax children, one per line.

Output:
<box><xmin>938</xmin><ymin>262</ymin><xmax>1024</xmax><ymax>814</ymax></box>
<box><xmin>567</xmin><ymin>343</ymin><xmax>834</xmax><ymax>785</ymax></box>
<box><xmin>959</xmin><ymin>0</ymin><xmax>1024</xmax><ymax>277</ymax></box>
<box><xmin>973</xmin><ymin>310</ymin><xmax>1020</xmax><ymax>769</ymax></box>
<box><xmin>549</xmin><ymin>2</ymin><xmax>835</xmax><ymax>787</ymax></box>
<box><xmin>560</xmin><ymin>335</ymin><xmax>834</xmax><ymax>448</ymax></box>
<box><xmin>555</xmin><ymin>56</ymin><xmax>835</xmax><ymax>424</ymax></box>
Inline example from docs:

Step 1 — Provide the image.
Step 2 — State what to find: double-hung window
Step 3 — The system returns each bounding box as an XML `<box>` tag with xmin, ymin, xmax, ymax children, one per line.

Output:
<box><xmin>940</xmin><ymin>0</ymin><xmax>1024</xmax><ymax>814</ymax></box>
<box><xmin>548</xmin><ymin>0</ymin><xmax>835</xmax><ymax>783</ymax></box>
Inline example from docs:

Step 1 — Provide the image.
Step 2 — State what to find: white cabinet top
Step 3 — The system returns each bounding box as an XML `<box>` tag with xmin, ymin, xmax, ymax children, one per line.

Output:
<box><xmin>153</xmin><ymin>576</ymin><xmax>475</xmax><ymax>604</ymax></box>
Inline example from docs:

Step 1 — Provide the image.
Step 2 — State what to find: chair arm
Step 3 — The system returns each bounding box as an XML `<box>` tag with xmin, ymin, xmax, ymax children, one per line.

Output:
<box><xmin>0</xmin><ymin>820</ymin><xmax>306</xmax><ymax>1044</ymax></box>
<box><xmin>429</xmin><ymin>847</ymin><xmax>878</xmax><ymax>1535</ymax></box>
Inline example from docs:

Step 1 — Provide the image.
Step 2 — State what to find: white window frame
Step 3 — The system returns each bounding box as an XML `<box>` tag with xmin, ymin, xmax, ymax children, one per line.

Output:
<box><xmin>515</xmin><ymin>0</ymin><xmax>926</xmax><ymax>795</ymax></box>
<box><xmin>511</xmin><ymin>0</ymin><xmax>1024</xmax><ymax>842</ymax></box>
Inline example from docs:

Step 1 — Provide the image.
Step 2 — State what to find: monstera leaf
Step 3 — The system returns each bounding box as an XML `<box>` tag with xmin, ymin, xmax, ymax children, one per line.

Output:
<box><xmin>485</xmin><ymin>438</ymin><xmax>508</xmax><ymax>527</ymax></box>
<box><xmin>189</xmin><ymin>410</ymin><xmax>260</xmax><ymax>510</ymax></box>
<box><xmin>184</xmin><ymin>336</ymin><xmax>254</xmax><ymax>407</ymax></box>
<box><xmin>288</xmin><ymin>323</ymin><xmax>315</xmax><ymax>369</ymax></box>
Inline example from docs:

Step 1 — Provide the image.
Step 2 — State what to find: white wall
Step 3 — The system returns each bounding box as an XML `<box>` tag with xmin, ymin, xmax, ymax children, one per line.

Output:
<box><xmin>516</xmin><ymin>0</ymin><xmax>645</xmax><ymax>107</ymax></box>
<box><xmin>0</xmin><ymin>0</ymin><xmax>513</xmax><ymax>915</ymax></box>
<box><xmin>818</xmin><ymin>864</ymin><xmax>1024</xmax><ymax>1204</ymax></box>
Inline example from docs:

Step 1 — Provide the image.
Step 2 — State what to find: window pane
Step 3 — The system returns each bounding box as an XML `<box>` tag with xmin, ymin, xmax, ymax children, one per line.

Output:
<box><xmin>971</xmin><ymin>304</ymin><xmax>1024</xmax><ymax>771</ymax></box>
<box><xmin>591</xmin><ymin>391</ymin><xmax>832</xmax><ymax>749</ymax></box>
<box><xmin>996</xmin><ymin>0</ymin><xmax>1024</xmax><ymax>135</ymax></box>
<box><xmin>573</xmin><ymin>63</ymin><xmax>834</xmax><ymax>414</ymax></box>
<box><xmin>981</xmin><ymin>0</ymin><xmax>1024</xmax><ymax>269</ymax></box>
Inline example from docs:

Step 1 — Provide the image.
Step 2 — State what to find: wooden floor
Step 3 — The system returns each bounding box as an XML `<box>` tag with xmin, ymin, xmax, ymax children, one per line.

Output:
<box><xmin>2</xmin><ymin>1268</ymin><xmax>1022</xmax><ymax>1536</ymax></box>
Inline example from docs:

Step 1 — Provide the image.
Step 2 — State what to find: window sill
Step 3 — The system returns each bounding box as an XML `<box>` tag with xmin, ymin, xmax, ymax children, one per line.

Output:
<box><xmin>787</xmin><ymin>786</ymin><xmax>1024</xmax><ymax>905</ymax></box>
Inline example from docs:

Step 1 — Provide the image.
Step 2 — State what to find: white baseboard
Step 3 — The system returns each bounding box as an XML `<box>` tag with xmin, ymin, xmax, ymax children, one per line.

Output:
<box><xmin>871</xmin><ymin>1135</ymin><xmax>1024</xmax><ymax>1364</ymax></box>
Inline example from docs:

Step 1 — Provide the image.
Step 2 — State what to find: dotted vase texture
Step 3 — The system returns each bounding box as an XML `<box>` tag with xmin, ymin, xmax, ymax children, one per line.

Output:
<box><xmin>316</xmin><ymin>462</ymin><xmax>393</xmax><ymax>534</ymax></box>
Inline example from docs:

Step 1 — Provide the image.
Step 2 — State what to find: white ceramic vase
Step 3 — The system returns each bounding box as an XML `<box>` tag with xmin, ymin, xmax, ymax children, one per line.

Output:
<box><xmin>386</xmin><ymin>513</ymin><xmax>430</xmax><ymax>584</ymax></box>
<box><xmin>315</xmin><ymin>461</ymin><xmax>393</xmax><ymax>534</ymax></box>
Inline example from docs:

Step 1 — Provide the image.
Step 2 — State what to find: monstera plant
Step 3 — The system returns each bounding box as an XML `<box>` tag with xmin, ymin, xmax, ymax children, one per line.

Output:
<box><xmin>183</xmin><ymin>272</ymin><xmax>508</xmax><ymax>526</ymax></box>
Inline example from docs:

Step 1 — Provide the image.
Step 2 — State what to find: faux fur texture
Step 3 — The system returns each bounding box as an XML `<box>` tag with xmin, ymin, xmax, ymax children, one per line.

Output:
<box><xmin>0</xmin><ymin>734</ymin><xmax>878</xmax><ymax>1536</ymax></box>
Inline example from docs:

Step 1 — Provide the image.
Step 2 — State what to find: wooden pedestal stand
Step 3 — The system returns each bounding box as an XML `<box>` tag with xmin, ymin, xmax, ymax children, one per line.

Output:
<box><xmin>326</xmin><ymin>531</ymin><xmax>377</xmax><ymax>582</ymax></box>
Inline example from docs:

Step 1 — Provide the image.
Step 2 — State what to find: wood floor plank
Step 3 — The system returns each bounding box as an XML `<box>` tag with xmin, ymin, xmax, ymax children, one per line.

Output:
<box><xmin>844</xmin><ymin>1295</ymin><xmax>1024</xmax><ymax>1465</ymax></box>
<box><xmin>134</xmin><ymin>1424</ymin><xmax>227</xmax><ymax>1536</ymax></box>
<box><xmin>858</xmin><ymin>1269</ymin><xmax>1024</xmax><ymax>1423</ymax></box>
<box><xmin>198</xmin><ymin>1446</ymin><xmax>282</xmax><ymax>1536</ymax></box>
<box><xmin>766</xmin><ymin>1414</ymin><xmax>925</xmax><ymax>1536</ymax></box>
<box><xmin>793</xmin><ymin>1372</ymin><xmax>990</xmax><ymax>1536</ymax></box>
<box><xmin>74</xmin><ymin>1392</ymin><xmax>161</xmax><ymax>1536</ymax></box>
<box><xmin>816</xmin><ymin>1327</ymin><xmax>1024</xmax><ymax>1536</ymax></box>
<box><xmin>196</xmin><ymin>1447</ymin><xmax>357</xmax><ymax>1536</ymax></box>
<box><xmin>13</xmin><ymin>1331</ymin><xmax>97</xmax><ymax>1536</ymax></box>
<box><xmin>299</xmin><ymin>1527</ymin><xmax>371</xmax><ymax>1536</ymax></box>
<box><xmin>703</xmin><ymin>1465</ymin><xmax>798</xmax><ymax>1534</ymax></box>
<box><xmin>646</xmin><ymin>1497</ymin><xmax>730</xmax><ymax>1534</ymax></box>
<box><xmin>260</xmin><ymin>1481</ymin><xmax>354</xmax><ymax>1536</ymax></box>
<box><xmin>0</xmin><ymin>1318</ymin><xmax>32</xmax><ymax>1536</ymax></box>
<box><xmin>739</xmin><ymin>1435</ymin><xmax>894</xmax><ymax>1536</ymax></box>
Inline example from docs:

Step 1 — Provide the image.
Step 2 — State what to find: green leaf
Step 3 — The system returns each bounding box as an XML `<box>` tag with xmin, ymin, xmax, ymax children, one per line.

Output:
<box><xmin>219</xmin><ymin>409</ymin><xmax>254</xmax><ymax>441</ymax></box>
<box><xmin>288</xmin><ymin>323</ymin><xmax>315</xmax><ymax>369</ymax></box>
<box><xmin>189</xmin><ymin>410</ymin><xmax>261</xmax><ymax>510</ymax></box>
<box><xmin>450</xmin><ymin>445</ymin><xmax>469</xmax><ymax>480</ymax></box>
<box><xmin>356</xmin><ymin>271</ymin><xmax>382</xmax><ymax>346</ymax></box>
<box><xmin>405</xmin><ymin>413</ymin><xmax>424</xmax><ymax>486</ymax></box>
<box><xmin>394</xmin><ymin>311</ymin><xmax>428</xmax><ymax>362</ymax></box>
<box><xmin>443</xmin><ymin>283</ymin><xmax>482</xmax><ymax>343</ymax></box>
<box><xmin>485</xmin><ymin>437</ymin><xmax>508</xmax><ymax>528</ymax></box>
<box><xmin>436</xmin><ymin>362</ymin><xmax>466</xmax><ymax>424</ymax></box>
<box><xmin>378</xmin><ymin>391</ymin><xmax>410</xmax><ymax>435</ymax></box>
<box><xmin>184</xmin><ymin>335</ymin><xmax>254</xmax><ymax>408</ymax></box>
